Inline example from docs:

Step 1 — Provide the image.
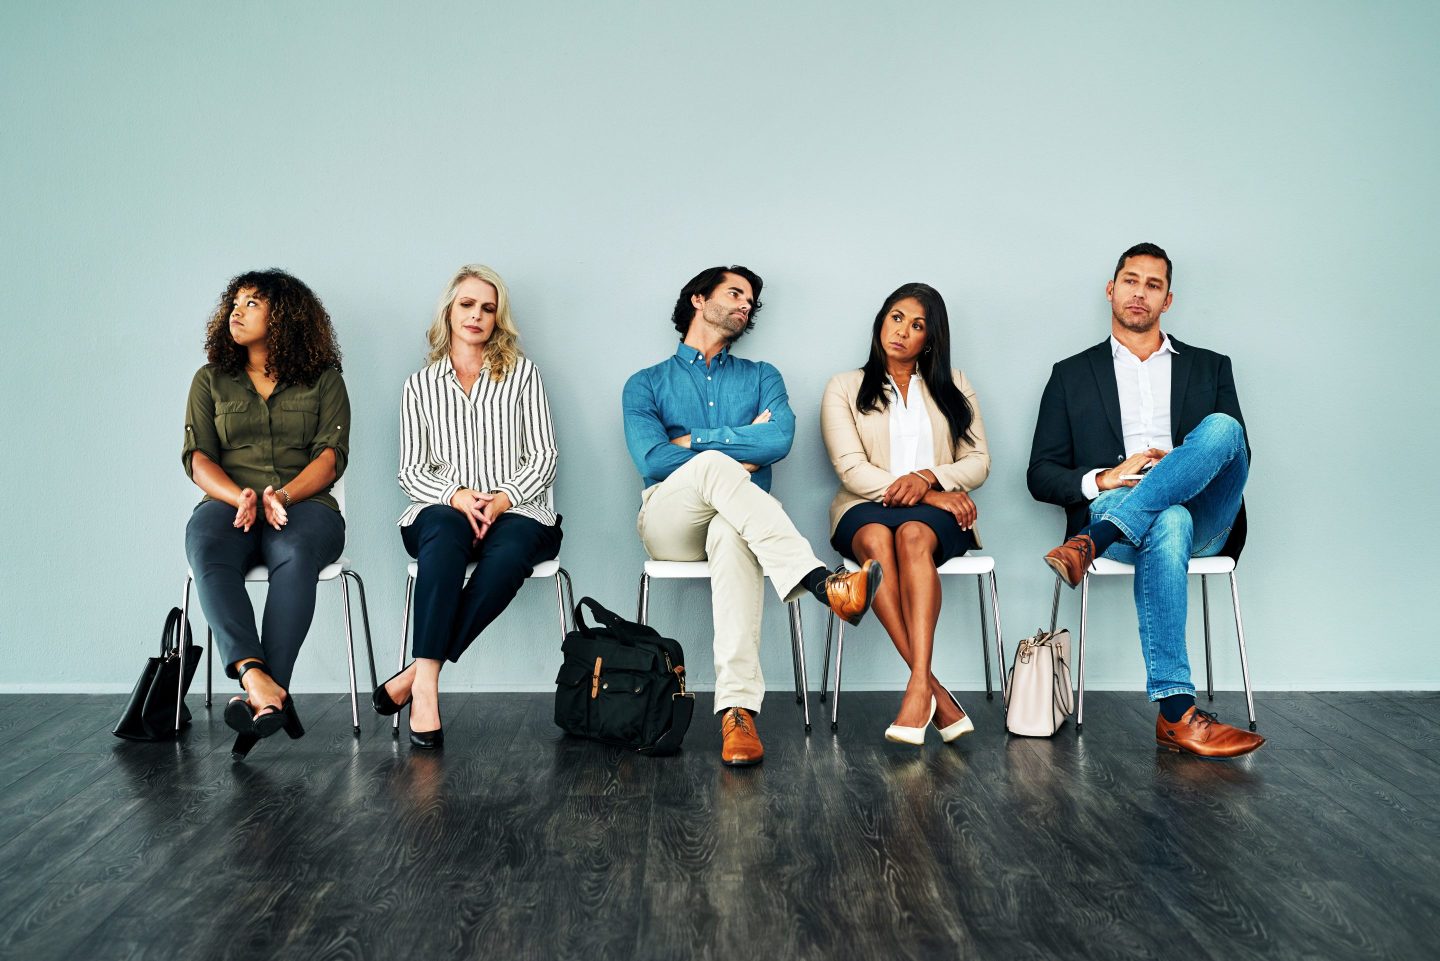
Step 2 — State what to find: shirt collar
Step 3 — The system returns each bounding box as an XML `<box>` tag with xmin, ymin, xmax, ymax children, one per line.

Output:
<box><xmin>434</xmin><ymin>353</ymin><xmax>489</xmax><ymax>382</ymax></box>
<box><xmin>1110</xmin><ymin>333</ymin><xmax>1178</xmax><ymax>362</ymax></box>
<box><xmin>674</xmin><ymin>341</ymin><xmax>731</xmax><ymax>366</ymax></box>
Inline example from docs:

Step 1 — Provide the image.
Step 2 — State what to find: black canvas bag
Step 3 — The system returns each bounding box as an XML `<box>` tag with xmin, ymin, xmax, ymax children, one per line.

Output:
<box><xmin>553</xmin><ymin>596</ymin><xmax>694</xmax><ymax>755</ymax></box>
<box><xmin>112</xmin><ymin>607</ymin><xmax>203</xmax><ymax>741</ymax></box>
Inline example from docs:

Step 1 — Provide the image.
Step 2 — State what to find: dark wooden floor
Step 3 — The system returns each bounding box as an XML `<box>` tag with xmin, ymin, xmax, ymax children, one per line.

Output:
<box><xmin>1</xmin><ymin>690</ymin><xmax>1436</xmax><ymax>961</ymax></box>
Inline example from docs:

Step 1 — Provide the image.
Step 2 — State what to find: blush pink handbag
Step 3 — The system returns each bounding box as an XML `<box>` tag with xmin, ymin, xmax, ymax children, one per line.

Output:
<box><xmin>1004</xmin><ymin>628</ymin><xmax>1075</xmax><ymax>736</ymax></box>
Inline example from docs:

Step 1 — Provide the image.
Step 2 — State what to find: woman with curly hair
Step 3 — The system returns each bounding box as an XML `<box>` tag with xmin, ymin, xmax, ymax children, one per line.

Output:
<box><xmin>182</xmin><ymin>269</ymin><xmax>350</xmax><ymax>758</ymax></box>
<box><xmin>372</xmin><ymin>264</ymin><xmax>561</xmax><ymax>749</ymax></box>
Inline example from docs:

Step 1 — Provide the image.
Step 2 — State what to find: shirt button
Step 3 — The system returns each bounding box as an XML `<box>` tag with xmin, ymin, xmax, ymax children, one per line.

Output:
<box><xmin>708</xmin><ymin>401</ymin><xmax>714</xmax><ymax>406</ymax></box>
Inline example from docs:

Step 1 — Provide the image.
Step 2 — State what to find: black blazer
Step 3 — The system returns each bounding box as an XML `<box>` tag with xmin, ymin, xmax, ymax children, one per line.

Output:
<box><xmin>1026</xmin><ymin>336</ymin><xmax>1249</xmax><ymax>559</ymax></box>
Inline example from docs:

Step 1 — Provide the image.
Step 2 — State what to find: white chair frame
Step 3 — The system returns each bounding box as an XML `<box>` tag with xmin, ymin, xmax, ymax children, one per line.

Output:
<box><xmin>821</xmin><ymin>555</ymin><xmax>1007</xmax><ymax>732</ymax></box>
<box><xmin>636</xmin><ymin>560</ymin><xmax>813</xmax><ymax>732</ymax></box>
<box><xmin>1047</xmin><ymin>554</ymin><xmax>1257</xmax><ymax>732</ymax></box>
<box><xmin>392</xmin><ymin>558</ymin><xmax>576</xmax><ymax>734</ymax></box>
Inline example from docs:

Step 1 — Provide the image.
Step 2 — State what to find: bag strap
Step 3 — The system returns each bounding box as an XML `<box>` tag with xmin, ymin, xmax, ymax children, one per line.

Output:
<box><xmin>641</xmin><ymin>693</ymin><xmax>695</xmax><ymax>756</ymax></box>
<box><xmin>573</xmin><ymin>596</ymin><xmax>635</xmax><ymax>641</ymax></box>
<box><xmin>160</xmin><ymin>607</ymin><xmax>183</xmax><ymax>657</ymax></box>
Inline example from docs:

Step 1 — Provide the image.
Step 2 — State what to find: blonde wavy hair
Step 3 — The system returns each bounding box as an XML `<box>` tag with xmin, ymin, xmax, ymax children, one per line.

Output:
<box><xmin>426</xmin><ymin>264</ymin><xmax>521</xmax><ymax>380</ymax></box>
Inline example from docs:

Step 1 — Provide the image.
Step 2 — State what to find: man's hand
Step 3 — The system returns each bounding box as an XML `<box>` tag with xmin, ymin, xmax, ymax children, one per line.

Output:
<box><xmin>261</xmin><ymin>485</ymin><xmax>289</xmax><ymax>530</ymax></box>
<box><xmin>233</xmin><ymin>488</ymin><xmax>258</xmax><ymax>532</ymax></box>
<box><xmin>751</xmin><ymin>409</ymin><xmax>771</xmax><ymax>425</ymax></box>
<box><xmin>923</xmin><ymin>490</ymin><xmax>978</xmax><ymax>530</ymax></box>
<box><xmin>882</xmin><ymin>472</ymin><xmax>931</xmax><ymax>507</ymax></box>
<box><xmin>669</xmin><ymin>434</ymin><xmax>692</xmax><ymax>449</ymax></box>
<box><xmin>1098</xmin><ymin>448</ymin><xmax>1167</xmax><ymax>491</ymax></box>
<box><xmin>739</xmin><ymin>462</ymin><xmax>761</xmax><ymax>473</ymax></box>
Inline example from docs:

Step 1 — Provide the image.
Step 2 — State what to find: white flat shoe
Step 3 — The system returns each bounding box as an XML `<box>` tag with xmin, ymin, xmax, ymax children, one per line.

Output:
<box><xmin>885</xmin><ymin>696</ymin><xmax>937</xmax><ymax>745</ymax></box>
<box><xmin>934</xmin><ymin>690</ymin><xmax>975</xmax><ymax>743</ymax></box>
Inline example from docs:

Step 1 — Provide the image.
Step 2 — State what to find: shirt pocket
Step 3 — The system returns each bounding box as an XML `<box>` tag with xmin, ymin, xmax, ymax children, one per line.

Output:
<box><xmin>215</xmin><ymin>400</ymin><xmax>255</xmax><ymax>449</ymax></box>
<box><xmin>279</xmin><ymin>397</ymin><xmax>320</xmax><ymax>445</ymax></box>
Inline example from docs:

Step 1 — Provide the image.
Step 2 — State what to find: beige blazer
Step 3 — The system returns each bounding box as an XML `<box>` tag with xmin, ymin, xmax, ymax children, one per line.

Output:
<box><xmin>820</xmin><ymin>367</ymin><xmax>990</xmax><ymax>545</ymax></box>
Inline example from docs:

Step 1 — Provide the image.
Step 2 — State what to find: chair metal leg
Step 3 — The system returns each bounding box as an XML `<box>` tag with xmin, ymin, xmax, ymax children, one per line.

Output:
<box><xmin>342</xmin><ymin>571</ymin><xmax>378</xmax><ymax>692</ymax></box>
<box><xmin>820</xmin><ymin>610</ymin><xmax>834</xmax><ymax>703</ymax></box>
<box><xmin>788</xmin><ymin>602</ymin><xmax>811</xmax><ymax>733</ymax></box>
<box><xmin>1202</xmin><ymin>575</ymin><xmax>1214</xmax><ymax>702</ymax></box>
<box><xmin>175</xmin><ymin>577</ymin><xmax>192</xmax><ymax>733</ymax></box>
<box><xmin>1076</xmin><ymin>574</ymin><xmax>1090</xmax><ymax>732</ymax></box>
<box><xmin>788</xmin><ymin>601</ymin><xmax>804</xmax><ymax>703</ymax></box>
<box><xmin>559</xmin><ymin>569</ymin><xmax>576</xmax><ymax>632</ymax></box>
<box><xmin>989</xmin><ymin>570</ymin><xmax>1008</xmax><ymax>702</ymax></box>
<box><xmin>830</xmin><ymin>619</ymin><xmax>846</xmax><ymax>731</ymax></box>
<box><xmin>976</xmin><ymin>576</ymin><xmax>993</xmax><ymax>700</ymax></box>
<box><xmin>339</xmin><ymin>575</ymin><xmax>360</xmax><ymax>734</ymax></box>
<box><xmin>1049</xmin><ymin>576</ymin><xmax>1062</xmax><ymax>634</ymax></box>
<box><xmin>394</xmin><ymin>575</ymin><xmax>414</xmax><ymax>735</ymax></box>
<box><xmin>1229</xmin><ymin>572</ymin><xmax>1258</xmax><ymax>730</ymax></box>
<box><xmin>553</xmin><ymin>567</ymin><xmax>571</xmax><ymax>644</ymax></box>
<box><xmin>205</xmin><ymin>632</ymin><xmax>213</xmax><ymax>709</ymax></box>
<box><xmin>637</xmin><ymin>573</ymin><xmax>651</xmax><ymax>624</ymax></box>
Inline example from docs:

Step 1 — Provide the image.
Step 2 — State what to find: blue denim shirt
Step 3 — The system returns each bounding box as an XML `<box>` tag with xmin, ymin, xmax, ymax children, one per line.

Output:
<box><xmin>622</xmin><ymin>342</ymin><xmax>796</xmax><ymax>492</ymax></box>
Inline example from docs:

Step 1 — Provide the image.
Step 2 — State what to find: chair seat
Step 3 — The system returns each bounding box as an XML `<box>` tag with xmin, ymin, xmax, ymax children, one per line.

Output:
<box><xmin>405</xmin><ymin>558</ymin><xmax>563</xmax><ymax>580</ymax></box>
<box><xmin>187</xmin><ymin>559</ymin><xmax>352</xmax><ymax>583</ymax></box>
<box><xmin>1089</xmin><ymin>555</ymin><xmax>1235</xmax><ymax>576</ymax></box>
<box><xmin>841</xmin><ymin>554</ymin><xmax>995</xmax><ymax>575</ymax></box>
<box><xmin>642</xmin><ymin>560</ymin><xmax>712</xmax><ymax>579</ymax></box>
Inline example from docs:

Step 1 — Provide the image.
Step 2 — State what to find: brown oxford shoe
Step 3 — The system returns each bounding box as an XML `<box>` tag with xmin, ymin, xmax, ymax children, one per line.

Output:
<box><xmin>720</xmin><ymin>706</ymin><xmax>764</xmax><ymax>767</ymax></box>
<box><xmin>1156</xmin><ymin>706</ymin><xmax>1266</xmax><ymax>758</ymax></box>
<box><xmin>1044</xmin><ymin>534</ymin><xmax>1095</xmax><ymax>588</ymax></box>
<box><xmin>824</xmin><ymin>560</ymin><xmax>883</xmax><ymax>626</ymax></box>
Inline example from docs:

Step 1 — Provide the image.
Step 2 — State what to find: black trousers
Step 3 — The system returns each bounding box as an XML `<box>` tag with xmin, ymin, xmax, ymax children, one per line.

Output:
<box><xmin>185</xmin><ymin>500</ymin><xmax>346</xmax><ymax>689</ymax></box>
<box><xmin>401</xmin><ymin>505</ymin><xmax>563</xmax><ymax>663</ymax></box>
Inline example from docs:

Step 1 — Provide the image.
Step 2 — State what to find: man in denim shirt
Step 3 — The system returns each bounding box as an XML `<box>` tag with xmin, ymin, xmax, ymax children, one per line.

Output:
<box><xmin>623</xmin><ymin>265</ymin><xmax>880</xmax><ymax>766</ymax></box>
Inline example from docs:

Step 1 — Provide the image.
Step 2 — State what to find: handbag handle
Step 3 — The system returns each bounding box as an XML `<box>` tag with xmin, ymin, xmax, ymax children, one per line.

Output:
<box><xmin>572</xmin><ymin>597</ymin><xmax>636</xmax><ymax>643</ymax></box>
<box><xmin>160</xmin><ymin>607</ymin><xmax>183</xmax><ymax>657</ymax></box>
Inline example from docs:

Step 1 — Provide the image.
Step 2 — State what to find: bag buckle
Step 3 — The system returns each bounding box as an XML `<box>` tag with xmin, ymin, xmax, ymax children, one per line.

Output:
<box><xmin>590</xmin><ymin>657</ymin><xmax>603</xmax><ymax>699</ymax></box>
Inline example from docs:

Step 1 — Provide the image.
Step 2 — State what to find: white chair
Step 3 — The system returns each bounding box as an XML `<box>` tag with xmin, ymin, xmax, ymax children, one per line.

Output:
<box><xmin>636</xmin><ymin>560</ymin><xmax>813</xmax><ymax>732</ymax></box>
<box><xmin>822</xmin><ymin>555</ymin><xmax>1007</xmax><ymax>731</ymax></box>
<box><xmin>392</xmin><ymin>558</ymin><xmax>575</xmax><ymax>734</ymax></box>
<box><xmin>1047</xmin><ymin>555</ymin><xmax>1257</xmax><ymax>732</ymax></box>
<box><xmin>178</xmin><ymin>478</ymin><xmax>376</xmax><ymax>735</ymax></box>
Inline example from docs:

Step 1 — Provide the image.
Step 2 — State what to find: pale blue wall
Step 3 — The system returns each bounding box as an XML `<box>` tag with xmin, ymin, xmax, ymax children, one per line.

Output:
<box><xmin>3</xmin><ymin>1</ymin><xmax>1437</xmax><ymax>693</ymax></box>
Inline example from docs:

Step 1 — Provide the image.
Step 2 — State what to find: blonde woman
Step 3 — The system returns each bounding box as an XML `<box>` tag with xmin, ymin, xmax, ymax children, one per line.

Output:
<box><xmin>372</xmin><ymin>265</ymin><xmax>561</xmax><ymax>748</ymax></box>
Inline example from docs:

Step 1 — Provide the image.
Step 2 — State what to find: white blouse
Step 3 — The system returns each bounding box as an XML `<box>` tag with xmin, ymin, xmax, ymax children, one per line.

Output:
<box><xmin>886</xmin><ymin>375</ymin><xmax>935</xmax><ymax>476</ymax></box>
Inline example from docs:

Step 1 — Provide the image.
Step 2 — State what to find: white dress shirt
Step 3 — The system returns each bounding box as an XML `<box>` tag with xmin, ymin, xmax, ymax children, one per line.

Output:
<box><xmin>887</xmin><ymin>374</ymin><xmax>935</xmax><ymax>476</ymax></box>
<box><xmin>1081</xmin><ymin>334</ymin><xmax>1178</xmax><ymax>500</ymax></box>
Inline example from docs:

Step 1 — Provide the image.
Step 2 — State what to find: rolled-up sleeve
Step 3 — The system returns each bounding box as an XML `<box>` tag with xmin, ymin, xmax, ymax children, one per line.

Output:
<box><xmin>309</xmin><ymin>368</ymin><xmax>351</xmax><ymax>478</ymax></box>
<box><xmin>182</xmin><ymin>368</ymin><xmax>221</xmax><ymax>478</ymax></box>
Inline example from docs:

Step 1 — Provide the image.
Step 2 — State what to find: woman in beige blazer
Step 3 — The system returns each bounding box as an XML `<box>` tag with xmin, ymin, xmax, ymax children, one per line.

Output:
<box><xmin>820</xmin><ymin>283</ymin><xmax>990</xmax><ymax>746</ymax></box>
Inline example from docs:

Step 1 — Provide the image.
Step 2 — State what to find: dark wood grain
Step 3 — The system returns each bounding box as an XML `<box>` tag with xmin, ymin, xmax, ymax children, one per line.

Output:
<box><xmin>2</xmin><ymin>690</ymin><xmax>1437</xmax><ymax>960</ymax></box>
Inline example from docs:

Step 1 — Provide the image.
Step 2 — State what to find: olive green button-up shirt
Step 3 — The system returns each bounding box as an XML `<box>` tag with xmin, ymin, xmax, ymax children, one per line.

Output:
<box><xmin>182</xmin><ymin>365</ymin><xmax>350</xmax><ymax>512</ymax></box>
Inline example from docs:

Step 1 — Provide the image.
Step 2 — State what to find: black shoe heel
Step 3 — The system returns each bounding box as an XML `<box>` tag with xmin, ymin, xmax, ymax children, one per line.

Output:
<box><xmin>281</xmin><ymin>698</ymin><xmax>306</xmax><ymax>739</ymax></box>
<box><xmin>230</xmin><ymin>732</ymin><xmax>260</xmax><ymax>760</ymax></box>
<box><xmin>223</xmin><ymin>697</ymin><xmax>255</xmax><ymax>735</ymax></box>
<box><xmin>409</xmin><ymin>727</ymin><xmax>444</xmax><ymax>750</ymax></box>
<box><xmin>372</xmin><ymin>666</ymin><xmax>413</xmax><ymax>716</ymax></box>
<box><xmin>252</xmin><ymin>698</ymin><xmax>288</xmax><ymax>739</ymax></box>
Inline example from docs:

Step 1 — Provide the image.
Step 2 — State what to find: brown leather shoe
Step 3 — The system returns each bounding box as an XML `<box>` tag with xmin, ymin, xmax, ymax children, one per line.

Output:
<box><xmin>824</xmin><ymin>560</ymin><xmax>882</xmax><ymax>626</ymax></box>
<box><xmin>720</xmin><ymin>706</ymin><xmax>764</xmax><ymax>767</ymax></box>
<box><xmin>1156</xmin><ymin>706</ymin><xmax>1265</xmax><ymax>758</ymax></box>
<box><xmin>1044</xmin><ymin>534</ymin><xmax>1095</xmax><ymax>588</ymax></box>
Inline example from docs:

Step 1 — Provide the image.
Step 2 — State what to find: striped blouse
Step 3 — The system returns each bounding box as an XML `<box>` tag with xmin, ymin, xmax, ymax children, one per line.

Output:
<box><xmin>396</xmin><ymin>354</ymin><xmax>559</xmax><ymax>528</ymax></box>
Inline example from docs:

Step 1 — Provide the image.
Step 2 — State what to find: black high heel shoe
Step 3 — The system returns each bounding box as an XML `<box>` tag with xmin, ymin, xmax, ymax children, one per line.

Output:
<box><xmin>280</xmin><ymin>697</ymin><xmax>305</xmax><ymax>739</ymax></box>
<box><xmin>224</xmin><ymin>661</ymin><xmax>285</xmax><ymax>737</ymax></box>
<box><xmin>230</xmin><ymin>732</ymin><xmax>260</xmax><ymax>761</ymax></box>
<box><xmin>372</xmin><ymin>665</ymin><xmax>413</xmax><ymax>716</ymax></box>
<box><xmin>409</xmin><ymin>700</ymin><xmax>443</xmax><ymax>750</ymax></box>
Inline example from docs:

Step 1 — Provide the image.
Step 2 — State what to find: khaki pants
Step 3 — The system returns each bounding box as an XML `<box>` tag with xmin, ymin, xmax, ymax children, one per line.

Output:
<box><xmin>637</xmin><ymin>451</ymin><xmax>823</xmax><ymax>715</ymax></box>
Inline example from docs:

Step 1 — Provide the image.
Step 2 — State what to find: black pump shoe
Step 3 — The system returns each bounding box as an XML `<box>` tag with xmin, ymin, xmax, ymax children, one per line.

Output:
<box><xmin>409</xmin><ymin>727</ymin><xmax>444</xmax><ymax>750</ymax></box>
<box><xmin>372</xmin><ymin>666</ymin><xmax>414</xmax><ymax>716</ymax></box>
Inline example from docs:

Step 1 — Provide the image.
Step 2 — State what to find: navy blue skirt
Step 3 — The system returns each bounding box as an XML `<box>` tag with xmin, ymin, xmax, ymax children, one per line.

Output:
<box><xmin>831</xmin><ymin>502</ymin><xmax>977</xmax><ymax>565</ymax></box>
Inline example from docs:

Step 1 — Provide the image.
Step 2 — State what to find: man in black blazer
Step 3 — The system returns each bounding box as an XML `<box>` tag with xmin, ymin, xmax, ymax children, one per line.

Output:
<box><xmin>1028</xmin><ymin>243</ymin><xmax>1263</xmax><ymax>758</ymax></box>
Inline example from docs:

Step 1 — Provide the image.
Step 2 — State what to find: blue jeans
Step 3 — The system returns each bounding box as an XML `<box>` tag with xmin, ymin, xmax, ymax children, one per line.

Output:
<box><xmin>1089</xmin><ymin>413</ymin><xmax>1248</xmax><ymax>701</ymax></box>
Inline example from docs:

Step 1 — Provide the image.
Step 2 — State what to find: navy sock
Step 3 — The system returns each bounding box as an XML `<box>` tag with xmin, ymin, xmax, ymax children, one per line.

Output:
<box><xmin>1080</xmin><ymin>519</ymin><xmax>1123</xmax><ymax>555</ymax></box>
<box><xmin>1158</xmin><ymin>693</ymin><xmax>1196</xmax><ymax>722</ymax></box>
<box><xmin>801</xmin><ymin>566</ymin><xmax>831</xmax><ymax>602</ymax></box>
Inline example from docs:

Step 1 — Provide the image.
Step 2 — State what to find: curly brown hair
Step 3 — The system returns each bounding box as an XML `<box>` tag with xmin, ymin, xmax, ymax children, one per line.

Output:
<box><xmin>204</xmin><ymin>269</ymin><xmax>343</xmax><ymax>385</ymax></box>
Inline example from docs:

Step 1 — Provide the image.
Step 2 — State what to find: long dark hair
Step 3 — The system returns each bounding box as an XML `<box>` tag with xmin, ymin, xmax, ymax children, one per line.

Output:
<box><xmin>203</xmin><ymin>269</ymin><xmax>342</xmax><ymax>385</ymax></box>
<box><xmin>855</xmin><ymin>283</ymin><xmax>974</xmax><ymax>447</ymax></box>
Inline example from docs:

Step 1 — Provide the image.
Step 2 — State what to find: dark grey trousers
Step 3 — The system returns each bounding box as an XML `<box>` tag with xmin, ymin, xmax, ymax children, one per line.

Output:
<box><xmin>185</xmin><ymin>499</ymin><xmax>345</xmax><ymax>688</ymax></box>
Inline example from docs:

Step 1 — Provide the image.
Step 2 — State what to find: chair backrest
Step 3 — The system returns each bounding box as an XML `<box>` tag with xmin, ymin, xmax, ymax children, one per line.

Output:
<box><xmin>331</xmin><ymin>476</ymin><xmax>346</xmax><ymax>515</ymax></box>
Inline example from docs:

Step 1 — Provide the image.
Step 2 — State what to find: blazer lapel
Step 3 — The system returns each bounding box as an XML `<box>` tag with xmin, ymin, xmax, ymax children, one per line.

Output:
<box><xmin>1086</xmin><ymin>341</ymin><xmax>1123</xmax><ymax>448</ymax></box>
<box><xmin>1168</xmin><ymin>336</ymin><xmax>1193</xmax><ymax>443</ymax></box>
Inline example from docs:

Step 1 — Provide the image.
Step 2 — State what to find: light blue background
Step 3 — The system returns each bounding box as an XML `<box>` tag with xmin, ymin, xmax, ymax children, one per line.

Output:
<box><xmin>3</xmin><ymin>1</ymin><xmax>1436</xmax><ymax>695</ymax></box>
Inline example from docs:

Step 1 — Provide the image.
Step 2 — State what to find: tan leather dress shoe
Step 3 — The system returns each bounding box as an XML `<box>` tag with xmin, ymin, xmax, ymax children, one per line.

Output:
<box><xmin>1044</xmin><ymin>534</ymin><xmax>1095</xmax><ymax>588</ymax></box>
<box><xmin>824</xmin><ymin>559</ymin><xmax>882</xmax><ymax>625</ymax></box>
<box><xmin>720</xmin><ymin>706</ymin><xmax>764</xmax><ymax>766</ymax></box>
<box><xmin>1156</xmin><ymin>706</ymin><xmax>1266</xmax><ymax>758</ymax></box>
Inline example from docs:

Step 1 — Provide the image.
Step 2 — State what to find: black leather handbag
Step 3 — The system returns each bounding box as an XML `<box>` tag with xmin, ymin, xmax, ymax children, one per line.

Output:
<box><xmin>112</xmin><ymin>607</ymin><xmax>203</xmax><ymax>741</ymax></box>
<box><xmin>553</xmin><ymin>597</ymin><xmax>694</xmax><ymax>755</ymax></box>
